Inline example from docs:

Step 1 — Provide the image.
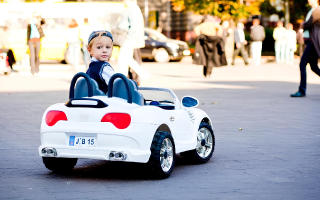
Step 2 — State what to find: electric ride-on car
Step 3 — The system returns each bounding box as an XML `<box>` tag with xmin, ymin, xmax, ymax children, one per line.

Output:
<box><xmin>39</xmin><ymin>72</ymin><xmax>215</xmax><ymax>178</ymax></box>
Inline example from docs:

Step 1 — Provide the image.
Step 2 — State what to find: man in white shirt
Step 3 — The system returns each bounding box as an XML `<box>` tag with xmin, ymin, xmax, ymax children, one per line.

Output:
<box><xmin>273</xmin><ymin>21</ymin><xmax>286</xmax><ymax>63</ymax></box>
<box><xmin>231</xmin><ymin>22</ymin><xmax>249</xmax><ymax>65</ymax></box>
<box><xmin>117</xmin><ymin>0</ymin><xmax>151</xmax><ymax>82</ymax></box>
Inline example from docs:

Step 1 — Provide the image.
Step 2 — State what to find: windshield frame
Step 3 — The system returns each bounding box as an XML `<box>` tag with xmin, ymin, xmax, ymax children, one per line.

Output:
<box><xmin>138</xmin><ymin>87</ymin><xmax>181</xmax><ymax>110</ymax></box>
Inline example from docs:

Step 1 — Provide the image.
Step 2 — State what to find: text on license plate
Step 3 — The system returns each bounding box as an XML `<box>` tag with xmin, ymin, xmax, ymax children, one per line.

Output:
<box><xmin>69</xmin><ymin>136</ymin><xmax>96</xmax><ymax>147</ymax></box>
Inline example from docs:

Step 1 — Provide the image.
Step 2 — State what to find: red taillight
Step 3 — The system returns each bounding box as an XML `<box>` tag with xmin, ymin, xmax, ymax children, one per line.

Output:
<box><xmin>101</xmin><ymin>113</ymin><xmax>131</xmax><ymax>129</ymax></box>
<box><xmin>45</xmin><ymin>111</ymin><xmax>67</xmax><ymax>126</ymax></box>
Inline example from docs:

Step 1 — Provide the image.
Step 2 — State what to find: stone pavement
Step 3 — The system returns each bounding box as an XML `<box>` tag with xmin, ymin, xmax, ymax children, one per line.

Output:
<box><xmin>0</xmin><ymin>57</ymin><xmax>320</xmax><ymax>200</ymax></box>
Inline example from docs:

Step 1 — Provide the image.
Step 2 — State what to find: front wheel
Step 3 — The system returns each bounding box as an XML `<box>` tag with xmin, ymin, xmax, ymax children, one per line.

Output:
<box><xmin>181</xmin><ymin>122</ymin><xmax>215</xmax><ymax>163</ymax></box>
<box><xmin>154</xmin><ymin>48</ymin><xmax>170</xmax><ymax>63</ymax></box>
<box><xmin>42</xmin><ymin>157</ymin><xmax>78</xmax><ymax>172</ymax></box>
<box><xmin>148</xmin><ymin>131</ymin><xmax>175</xmax><ymax>179</ymax></box>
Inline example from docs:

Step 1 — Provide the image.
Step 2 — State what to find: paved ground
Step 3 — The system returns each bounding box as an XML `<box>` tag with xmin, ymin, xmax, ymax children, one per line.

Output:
<box><xmin>0</xmin><ymin>57</ymin><xmax>320</xmax><ymax>200</ymax></box>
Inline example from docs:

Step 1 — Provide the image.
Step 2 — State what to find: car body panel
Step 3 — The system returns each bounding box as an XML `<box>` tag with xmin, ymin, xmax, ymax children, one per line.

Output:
<box><xmin>39</xmin><ymin>87</ymin><xmax>212</xmax><ymax>163</ymax></box>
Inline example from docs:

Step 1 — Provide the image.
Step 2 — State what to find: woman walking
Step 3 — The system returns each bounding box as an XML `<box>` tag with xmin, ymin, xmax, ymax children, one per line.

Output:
<box><xmin>27</xmin><ymin>12</ymin><xmax>45</xmax><ymax>75</ymax></box>
<box><xmin>65</xmin><ymin>19</ymin><xmax>81</xmax><ymax>70</ymax></box>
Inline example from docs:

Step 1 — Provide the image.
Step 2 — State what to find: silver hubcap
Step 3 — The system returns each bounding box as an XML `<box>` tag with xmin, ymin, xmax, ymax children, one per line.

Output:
<box><xmin>196</xmin><ymin>127</ymin><xmax>213</xmax><ymax>158</ymax></box>
<box><xmin>155</xmin><ymin>49</ymin><xmax>169</xmax><ymax>62</ymax></box>
<box><xmin>160</xmin><ymin>138</ymin><xmax>173</xmax><ymax>172</ymax></box>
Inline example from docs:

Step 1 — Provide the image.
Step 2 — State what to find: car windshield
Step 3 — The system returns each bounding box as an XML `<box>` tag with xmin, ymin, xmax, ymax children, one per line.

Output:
<box><xmin>139</xmin><ymin>90</ymin><xmax>174</xmax><ymax>104</ymax></box>
<box><xmin>146</xmin><ymin>28</ymin><xmax>167</xmax><ymax>41</ymax></box>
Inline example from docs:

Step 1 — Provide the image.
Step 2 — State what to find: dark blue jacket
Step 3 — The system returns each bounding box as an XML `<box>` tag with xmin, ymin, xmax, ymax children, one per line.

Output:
<box><xmin>86</xmin><ymin>61</ymin><xmax>113</xmax><ymax>94</ymax></box>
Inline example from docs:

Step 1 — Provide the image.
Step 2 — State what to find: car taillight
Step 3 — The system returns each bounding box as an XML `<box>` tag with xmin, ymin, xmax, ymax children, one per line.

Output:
<box><xmin>101</xmin><ymin>113</ymin><xmax>131</xmax><ymax>129</ymax></box>
<box><xmin>45</xmin><ymin>111</ymin><xmax>67</xmax><ymax>126</ymax></box>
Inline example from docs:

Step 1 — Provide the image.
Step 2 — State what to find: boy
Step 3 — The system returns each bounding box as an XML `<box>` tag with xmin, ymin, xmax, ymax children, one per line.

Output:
<box><xmin>86</xmin><ymin>30</ymin><xmax>115</xmax><ymax>94</ymax></box>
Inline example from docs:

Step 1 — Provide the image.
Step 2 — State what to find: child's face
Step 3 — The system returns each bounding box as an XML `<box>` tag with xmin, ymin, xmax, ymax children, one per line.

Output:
<box><xmin>88</xmin><ymin>36</ymin><xmax>113</xmax><ymax>62</ymax></box>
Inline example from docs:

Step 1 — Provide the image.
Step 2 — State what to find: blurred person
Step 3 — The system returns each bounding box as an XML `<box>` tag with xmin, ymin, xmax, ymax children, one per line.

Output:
<box><xmin>128</xmin><ymin>49</ymin><xmax>142</xmax><ymax>85</ymax></box>
<box><xmin>273</xmin><ymin>21</ymin><xmax>286</xmax><ymax>63</ymax></box>
<box><xmin>250</xmin><ymin>19</ymin><xmax>265</xmax><ymax>66</ymax></box>
<box><xmin>193</xmin><ymin>16</ymin><xmax>227</xmax><ymax>77</ymax></box>
<box><xmin>0</xmin><ymin>26</ymin><xmax>17</xmax><ymax>72</ymax></box>
<box><xmin>296</xmin><ymin>28</ymin><xmax>305</xmax><ymax>58</ymax></box>
<box><xmin>291</xmin><ymin>0</ymin><xmax>320</xmax><ymax>97</ymax></box>
<box><xmin>80</xmin><ymin>18</ymin><xmax>92</xmax><ymax>69</ymax></box>
<box><xmin>222</xmin><ymin>20</ymin><xmax>235</xmax><ymax>65</ymax></box>
<box><xmin>86</xmin><ymin>31</ymin><xmax>115</xmax><ymax>93</ymax></box>
<box><xmin>194</xmin><ymin>15</ymin><xmax>223</xmax><ymax>37</ymax></box>
<box><xmin>231</xmin><ymin>22</ymin><xmax>249</xmax><ymax>66</ymax></box>
<box><xmin>66</xmin><ymin>19</ymin><xmax>81</xmax><ymax>70</ymax></box>
<box><xmin>27</xmin><ymin>12</ymin><xmax>45</xmax><ymax>75</ymax></box>
<box><xmin>284</xmin><ymin>23</ymin><xmax>296</xmax><ymax>65</ymax></box>
<box><xmin>194</xmin><ymin>15</ymin><xmax>224</xmax><ymax>76</ymax></box>
<box><xmin>117</xmin><ymin>0</ymin><xmax>151</xmax><ymax>82</ymax></box>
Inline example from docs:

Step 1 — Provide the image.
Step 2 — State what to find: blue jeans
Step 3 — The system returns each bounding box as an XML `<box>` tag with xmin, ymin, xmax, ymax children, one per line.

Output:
<box><xmin>275</xmin><ymin>41</ymin><xmax>286</xmax><ymax>63</ymax></box>
<box><xmin>299</xmin><ymin>42</ymin><xmax>320</xmax><ymax>94</ymax></box>
<box><xmin>251</xmin><ymin>41</ymin><xmax>262</xmax><ymax>65</ymax></box>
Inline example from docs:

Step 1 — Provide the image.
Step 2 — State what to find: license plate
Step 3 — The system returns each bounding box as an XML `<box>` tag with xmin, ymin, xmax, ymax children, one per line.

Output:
<box><xmin>69</xmin><ymin>136</ymin><xmax>96</xmax><ymax>147</ymax></box>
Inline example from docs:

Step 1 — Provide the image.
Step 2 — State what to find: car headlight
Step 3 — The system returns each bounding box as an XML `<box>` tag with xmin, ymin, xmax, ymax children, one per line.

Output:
<box><xmin>183</xmin><ymin>50</ymin><xmax>191</xmax><ymax>56</ymax></box>
<box><xmin>166</xmin><ymin>43</ymin><xmax>179</xmax><ymax>49</ymax></box>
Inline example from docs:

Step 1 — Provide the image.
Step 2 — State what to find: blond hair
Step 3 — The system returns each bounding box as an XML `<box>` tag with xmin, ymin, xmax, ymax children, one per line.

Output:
<box><xmin>88</xmin><ymin>31</ymin><xmax>113</xmax><ymax>48</ymax></box>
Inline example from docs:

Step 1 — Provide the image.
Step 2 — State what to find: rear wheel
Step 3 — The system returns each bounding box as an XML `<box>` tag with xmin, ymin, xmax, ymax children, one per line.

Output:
<box><xmin>148</xmin><ymin>131</ymin><xmax>175</xmax><ymax>179</ymax></box>
<box><xmin>42</xmin><ymin>157</ymin><xmax>78</xmax><ymax>172</ymax></box>
<box><xmin>181</xmin><ymin>122</ymin><xmax>215</xmax><ymax>163</ymax></box>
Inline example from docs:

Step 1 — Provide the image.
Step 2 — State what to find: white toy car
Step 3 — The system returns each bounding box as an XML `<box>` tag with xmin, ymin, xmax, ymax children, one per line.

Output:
<box><xmin>39</xmin><ymin>73</ymin><xmax>215</xmax><ymax>178</ymax></box>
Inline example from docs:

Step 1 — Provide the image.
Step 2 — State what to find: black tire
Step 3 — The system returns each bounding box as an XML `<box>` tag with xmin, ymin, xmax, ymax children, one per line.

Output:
<box><xmin>42</xmin><ymin>157</ymin><xmax>78</xmax><ymax>172</ymax></box>
<box><xmin>148</xmin><ymin>131</ymin><xmax>175</xmax><ymax>179</ymax></box>
<box><xmin>180</xmin><ymin>122</ymin><xmax>215</xmax><ymax>163</ymax></box>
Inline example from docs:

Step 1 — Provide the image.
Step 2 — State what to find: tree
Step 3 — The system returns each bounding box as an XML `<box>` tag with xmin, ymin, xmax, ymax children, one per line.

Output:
<box><xmin>171</xmin><ymin>0</ymin><xmax>262</xmax><ymax>21</ymax></box>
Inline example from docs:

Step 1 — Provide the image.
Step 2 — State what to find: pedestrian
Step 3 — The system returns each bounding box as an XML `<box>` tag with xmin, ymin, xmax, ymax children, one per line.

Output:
<box><xmin>27</xmin><ymin>12</ymin><xmax>45</xmax><ymax>75</ymax></box>
<box><xmin>222</xmin><ymin>20</ymin><xmax>234</xmax><ymax>65</ymax></box>
<box><xmin>290</xmin><ymin>0</ymin><xmax>320</xmax><ymax>97</ymax></box>
<box><xmin>128</xmin><ymin>49</ymin><xmax>142</xmax><ymax>86</ymax></box>
<box><xmin>86</xmin><ymin>31</ymin><xmax>115</xmax><ymax>93</ymax></box>
<box><xmin>0</xmin><ymin>26</ymin><xmax>17</xmax><ymax>72</ymax></box>
<box><xmin>250</xmin><ymin>19</ymin><xmax>265</xmax><ymax>66</ymax></box>
<box><xmin>117</xmin><ymin>0</ymin><xmax>151</xmax><ymax>82</ymax></box>
<box><xmin>65</xmin><ymin>19</ymin><xmax>81</xmax><ymax>70</ymax></box>
<box><xmin>194</xmin><ymin>15</ymin><xmax>224</xmax><ymax>76</ymax></box>
<box><xmin>284</xmin><ymin>23</ymin><xmax>296</xmax><ymax>65</ymax></box>
<box><xmin>296</xmin><ymin>28</ymin><xmax>305</xmax><ymax>58</ymax></box>
<box><xmin>80</xmin><ymin>18</ymin><xmax>92</xmax><ymax>70</ymax></box>
<box><xmin>273</xmin><ymin>21</ymin><xmax>286</xmax><ymax>63</ymax></box>
<box><xmin>231</xmin><ymin>22</ymin><xmax>249</xmax><ymax>66</ymax></box>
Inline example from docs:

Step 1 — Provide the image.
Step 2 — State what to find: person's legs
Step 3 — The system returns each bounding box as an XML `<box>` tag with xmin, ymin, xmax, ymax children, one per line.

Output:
<box><xmin>28</xmin><ymin>41</ymin><xmax>36</xmax><ymax>74</ymax></box>
<box><xmin>232</xmin><ymin>46</ymin><xmax>240</xmax><ymax>65</ymax></box>
<box><xmin>240</xmin><ymin>44</ymin><xmax>249</xmax><ymax>64</ymax></box>
<box><xmin>309</xmin><ymin>46</ymin><xmax>320</xmax><ymax>77</ymax></box>
<box><xmin>73</xmin><ymin>44</ymin><xmax>80</xmax><ymax>69</ymax></box>
<box><xmin>289</xmin><ymin>48</ymin><xmax>294</xmax><ymax>65</ymax></box>
<box><xmin>251</xmin><ymin>42</ymin><xmax>257</xmax><ymax>64</ymax></box>
<box><xmin>256</xmin><ymin>41</ymin><xmax>262</xmax><ymax>65</ymax></box>
<box><xmin>280</xmin><ymin>42</ymin><xmax>286</xmax><ymax>63</ymax></box>
<box><xmin>275</xmin><ymin>42</ymin><xmax>280</xmax><ymax>63</ymax></box>
<box><xmin>34</xmin><ymin>42</ymin><xmax>41</xmax><ymax>73</ymax></box>
<box><xmin>83</xmin><ymin>44</ymin><xmax>90</xmax><ymax>69</ymax></box>
<box><xmin>298</xmin><ymin>43</ymin><xmax>312</xmax><ymax>94</ymax></box>
<box><xmin>203</xmin><ymin>66</ymin><xmax>207</xmax><ymax>76</ymax></box>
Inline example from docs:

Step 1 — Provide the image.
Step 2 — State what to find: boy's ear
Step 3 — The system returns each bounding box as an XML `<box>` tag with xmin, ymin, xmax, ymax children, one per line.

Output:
<box><xmin>87</xmin><ymin>46</ymin><xmax>91</xmax><ymax>53</ymax></box>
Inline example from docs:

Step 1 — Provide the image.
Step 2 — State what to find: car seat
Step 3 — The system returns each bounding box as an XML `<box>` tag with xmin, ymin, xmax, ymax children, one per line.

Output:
<box><xmin>74</xmin><ymin>78</ymin><xmax>105</xmax><ymax>98</ymax></box>
<box><xmin>112</xmin><ymin>77</ymin><xmax>144</xmax><ymax>105</ymax></box>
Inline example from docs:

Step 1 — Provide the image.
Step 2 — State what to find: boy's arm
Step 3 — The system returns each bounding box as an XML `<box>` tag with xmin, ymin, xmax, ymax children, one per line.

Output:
<box><xmin>101</xmin><ymin>64</ymin><xmax>116</xmax><ymax>84</ymax></box>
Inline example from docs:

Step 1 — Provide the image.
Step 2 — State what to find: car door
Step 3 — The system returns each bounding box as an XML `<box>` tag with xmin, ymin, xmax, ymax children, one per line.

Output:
<box><xmin>165</xmin><ymin>109</ymin><xmax>192</xmax><ymax>147</ymax></box>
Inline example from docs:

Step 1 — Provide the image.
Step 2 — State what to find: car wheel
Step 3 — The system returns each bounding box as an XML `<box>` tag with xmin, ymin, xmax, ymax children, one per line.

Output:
<box><xmin>154</xmin><ymin>48</ymin><xmax>170</xmax><ymax>63</ymax></box>
<box><xmin>42</xmin><ymin>157</ymin><xmax>78</xmax><ymax>172</ymax></box>
<box><xmin>181</xmin><ymin>122</ymin><xmax>215</xmax><ymax>163</ymax></box>
<box><xmin>148</xmin><ymin>131</ymin><xmax>175</xmax><ymax>179</ymax></box>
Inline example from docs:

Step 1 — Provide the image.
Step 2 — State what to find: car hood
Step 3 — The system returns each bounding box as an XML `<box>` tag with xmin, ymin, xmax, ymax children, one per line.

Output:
<box><xmin>165</xmin><ymin>39</ymin><xmax>189</xmax><ymax>49</ymax></box>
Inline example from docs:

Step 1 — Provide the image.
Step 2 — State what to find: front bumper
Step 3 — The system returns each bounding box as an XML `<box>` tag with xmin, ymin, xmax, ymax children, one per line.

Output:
<box><xmin>39</xmin><ymin>122</ymin><xmax>158</xmax><ymax>163</ymax></box>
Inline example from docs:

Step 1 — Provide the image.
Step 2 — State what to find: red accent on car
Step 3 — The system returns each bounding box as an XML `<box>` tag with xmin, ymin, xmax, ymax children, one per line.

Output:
<box><xmin>45</xmin><ymin>111</ymin><xmax>68</xmax><ymax>126</ymax></box>
<box><xmin>101</xmin><ymin>113</ymin><xmax>131</xmax><ymax>129</ymax></box>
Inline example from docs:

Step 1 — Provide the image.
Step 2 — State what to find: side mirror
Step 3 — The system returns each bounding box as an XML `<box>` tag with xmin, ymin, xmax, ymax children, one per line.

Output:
<box><xmin>181</xmin><ymin>96</ymin><xmax>199</xmax><ymax>108</ymax></box>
